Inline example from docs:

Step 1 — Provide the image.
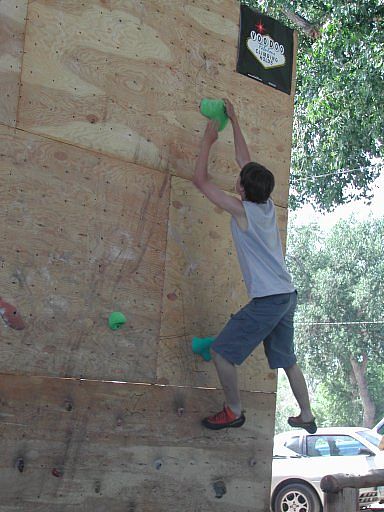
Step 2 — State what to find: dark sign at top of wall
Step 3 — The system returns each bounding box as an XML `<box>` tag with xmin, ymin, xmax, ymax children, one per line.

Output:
<box><xmin>237</xmin><ymin>4</ymin><xmax>294</xmax><ymax>95</ymax></box>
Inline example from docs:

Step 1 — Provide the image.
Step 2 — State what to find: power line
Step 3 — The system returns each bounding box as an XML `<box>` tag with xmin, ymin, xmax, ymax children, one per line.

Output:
<box><xmin>290</xmin><ymin>163</ymin><xmax>383</xmax><ymax>182</ymax></box>
<box><xmin>295</xmin><ymin>320</ymin><xmax>384</xmax><ymax>326</ymax></box>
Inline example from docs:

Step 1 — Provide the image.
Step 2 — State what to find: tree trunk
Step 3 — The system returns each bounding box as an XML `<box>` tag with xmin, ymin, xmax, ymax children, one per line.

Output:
<box><xmin>280</xmin><ymin>8</ymin><xmax>320</xmax><ymax>39</ymax></box>
<box><xmin>350</xmin><ymin>355</ymin><xmax>376</xmax><ymax>427</ymax></box>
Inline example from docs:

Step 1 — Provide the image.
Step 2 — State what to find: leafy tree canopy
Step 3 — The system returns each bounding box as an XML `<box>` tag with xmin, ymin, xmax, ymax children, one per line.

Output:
<box><xmin>244</xmin><ymin>0</ymin><xmax>383</xmax><ymax>210</ymax></box>
<box><xmin>285</xmin><ymin>216</ymin><xmax>384</xmax><ymax>426</ymax></box>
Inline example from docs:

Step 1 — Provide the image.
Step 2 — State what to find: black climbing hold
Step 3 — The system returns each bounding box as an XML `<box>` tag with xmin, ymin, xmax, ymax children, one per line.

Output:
<box><xmin>154</xmin><ymin>459</ymin><xmax>163</xmax><ymax>470</ymax></box>
<box><xmin>173</xmin><ymin>392</ymin><xmax>185</xmax><ymax>417</ymax></box>
<box><xmin>16</xmin><ymin>458</ymin><xmax>24</xmax><ymax>473</ymax></box>
<box><xmin>213</xmin><ymin>480</ymin><xmax>227</xmax><ymax>499</ymax></box>
<box><xmin>64</xmin><ymin>400</ymin><xmax>73</xmax><ymax>412</ymax></box>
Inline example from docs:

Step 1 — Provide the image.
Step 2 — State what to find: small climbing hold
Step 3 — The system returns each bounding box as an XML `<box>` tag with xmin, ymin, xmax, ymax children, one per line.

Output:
<box><xmin>94</xmin><ymin>480</ymin><xmax>101</xmax><ymax>493</ymax></box>
<box><xmin>177</xmin><ymin>407</ymin><xmax>184</xmax><ymax>417</ymax></box>
<box><xmin>86</xmin><ymin>114</ymin><xmax>99</xmax><ymax>124</ymax></box>
<box><xmin>172</xmin><ymin>200</ymin><xmax>183</xmax><ymax>209</ymax></box>
<box><xmin>200</xmin><ymin>98</ymin><xmax>228</xmax><ymax>131</ymax></box>
<box><xmin>16</xmin><ymin>458</ymin><xmax>24</xmax><ymax>473</ymax></box>
<box><xmin>52</xmin><ymin>468</ymin><xmax>62</xmax><ymax>478</ymax></box>
<box><xmin>153</xmin><ymin>459</ymin><xmax>163</xmax><ymax>470</ymax></box>
<box><xmin>108</xmin><ymin>311</ymin><xmax>126</xmax><ymax>330</ymax></box>
<box><xmin>116</xmin><ymin>417</ymin><xmax>123</xmax><ymax>427</ymax></box>
<box><xmin>213</xmin><ymin>480</ymin><xmax>227</xmax><ymax>499</ymax></box>
<box><xmin>191</xmin><ymin>336</ymin><xmax>215</xmax><ymax>361</ymax></box>
<box><xmin>64</xmin><ymin>400</ymin><xmax>73</xmax><ymax>412</ymax></box>
<box><xmin>249</xmin><ymin>457</ymin><xmax>257</xmax><ymax>467</ymax></box>
<box><xmin>0</xmin><ymin>297</ymin><xmax>25</xmax><ymax>330</ymax></box>
<box><xmin>127</xmin><ymin>500</ymin><xmax>136</xmax><ymax>512</ymax></box>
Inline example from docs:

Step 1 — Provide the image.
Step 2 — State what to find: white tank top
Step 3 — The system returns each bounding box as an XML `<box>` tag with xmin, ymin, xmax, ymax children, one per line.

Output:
<box><xmin>231</xmin><ymin>199</ymin><xmax>295</xmax><ymax>298</ymax></box>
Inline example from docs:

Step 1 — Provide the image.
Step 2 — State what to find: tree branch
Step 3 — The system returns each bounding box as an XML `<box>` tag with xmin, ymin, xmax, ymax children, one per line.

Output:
<box><xmin>281</xmin><ymin>8</ymin><xmax>320</xmax><ymax>39</ymax></box>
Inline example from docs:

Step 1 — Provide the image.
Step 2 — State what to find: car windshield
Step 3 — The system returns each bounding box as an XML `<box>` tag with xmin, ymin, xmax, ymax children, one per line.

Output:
<box><xmin>357</xmin><ymin>430</ymin><xmax>382</xmax><ymax>448</ymax></box>
<box><xmin>273</xmin><ymin>445</ymin><xmax>302</xmax><ymax>458</ymax></box>
<box><xmin>374</xmin><ymin>418</ymin><xmax>384</xmax><ymax>435</ymax></box>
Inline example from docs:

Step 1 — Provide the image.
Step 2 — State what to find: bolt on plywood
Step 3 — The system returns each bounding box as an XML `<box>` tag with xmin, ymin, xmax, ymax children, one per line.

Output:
<box><xmin>0</xmin><ymin>0</ymin><xmax>28</xmax><ymax>127</ymax></box>
<box><xmin>17</xmin><ymin>0</ymin><xmax>294</xmax><ymax>204</ymax></box>
<box><xmin>0</xmin><ymin>373</ymin><xmax>275</xmax><ymax>512</ymax></box>
<box><xmin>0</xmin><ymin>124</ymin><xmax>170</xmax><ymax>381</ymax></box>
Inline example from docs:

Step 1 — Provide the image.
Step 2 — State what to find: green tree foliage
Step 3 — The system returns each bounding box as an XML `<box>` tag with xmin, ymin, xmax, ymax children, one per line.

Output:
<box><xmin>244</xmin><ymin>0</ymin><xmax>384</xmax><ymax>210</ymax></box>
<box><xmin>285</xmin><ymin>216</ymin><xmax>384</xmax><ymax>427</ymax></box>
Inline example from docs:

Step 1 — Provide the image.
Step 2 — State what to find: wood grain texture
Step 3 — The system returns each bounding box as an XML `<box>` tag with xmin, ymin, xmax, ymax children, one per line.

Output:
<box><xmin>0</xmin><ymin>0</ymin><xmax>28</xmax><ymax>127</ymax></box>
<box><xmin>323</xmin><ymin>489</ymin><xmax>360</xmax><ymax>512</ymax></box>
<box><xmin>0</xmin><ymin>373</ymin><xmax>275</xmax><ymax>512</ymax></box>
<box><xmin>157</xmin><ymin>176</ymin><xmax>286</xmax><ymax>392</ymax></box>
<box><xmin>0</xmin><ymin>3</ymin><xmax>295</xmax><ymax>505</ymax></box>
<box><xmin>0</xmin><ymin>125</ymin><xmax>169</xmax><ymax>381</ymax></box>
<box><xmin>17</xmin><ymin>0</ymin><xmax>295</xmax><ymax>207</ymax></box>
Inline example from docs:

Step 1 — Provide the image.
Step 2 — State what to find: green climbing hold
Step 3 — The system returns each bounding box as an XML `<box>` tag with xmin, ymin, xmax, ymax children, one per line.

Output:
<box><xmin>108</xmin><ymin>311</ymin><xmax>127</xmax><ymax>330</ymax></box>
<box><xmin>192</xmin><ymin>336</ymin><xmax>215</xmax><ymax>361</ymax></box>
<box><xmin>200</xmin><ymin>98</ymin><xmax>229</xmax><ymax>131</ymax></box>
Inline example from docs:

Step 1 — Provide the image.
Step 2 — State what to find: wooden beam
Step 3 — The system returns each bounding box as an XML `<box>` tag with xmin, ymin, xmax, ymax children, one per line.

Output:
<box><xmin>323</xmin><ymin>488</ymin><xmax>359</xmax><ymax>512</ymax></box>
<box><xmin>321</xmin><ymin>470</ymin><xmax>384</xmax><ymax>492</ymax></box>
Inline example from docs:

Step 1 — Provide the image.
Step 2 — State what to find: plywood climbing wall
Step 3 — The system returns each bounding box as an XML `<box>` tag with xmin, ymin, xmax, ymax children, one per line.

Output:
<box><xmin>0</xmin><ymin>373</ymin><xmax>276</xmax><ymax>511</ymax></box>
<box><xmin>0</xmin><ymin>1</ymin><xmax>297</xmax><ymax>510</ymax></box>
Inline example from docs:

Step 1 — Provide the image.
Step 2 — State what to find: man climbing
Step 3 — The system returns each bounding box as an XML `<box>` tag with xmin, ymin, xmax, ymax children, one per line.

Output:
<box><xmin>192</xmin><ymin>99</ymin><xmax>316</xmax><ymax>434</ymax></box>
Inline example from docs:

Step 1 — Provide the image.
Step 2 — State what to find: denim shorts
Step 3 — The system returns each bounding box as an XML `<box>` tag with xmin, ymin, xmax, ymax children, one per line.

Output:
<box><xmin>211</xmin><ymin>291</ymin><xmax>297</xmax><ymax>369</ymax></box>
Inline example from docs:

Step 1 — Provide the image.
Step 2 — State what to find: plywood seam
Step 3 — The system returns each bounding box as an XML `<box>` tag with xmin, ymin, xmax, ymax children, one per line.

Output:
<box><xmin>0</xmin><ymin>371</ymin><xmax>277</xmax><ymax>395</ymax></box>
<box><xmin>154</xmin><ymin>174</ymin><xmax>172</xmax><ymax>384</ymax></box>
<box><xmin>7</xmin><ymin>131</ymin><xmax>291</xmax><ymax>201</ymax></box>
<box><xmin>14</xmin><ymin>0</ymin><xmax>31</xmax><ymax>129</ymax></box>
<box><xmin>3</xmin><ymin>124</ymin><xmax>295</xmax><ymax>206</ymax></box>
<box><xmin>155</xmin><ymin>175</ymin><xmax>185</xmax><ymax>383</ymax></box>
<box><xmin>274</xmin><ymin>201</ymin><xmax>287</xmax><ymax>209</ymax></box>
<box><xmin>290</xmin><ymin>31</ymin><xmax>299</xmax><ymax>100</ymax></box>
<box><xmin>0</xmin><ymin>121</ymin><xmax>17</xmax><ymax>132</ymax></box>
<box><xmin>4</xmin><ymin>124</ymin><xmax>171</xmax><ymax>178</ymax></box>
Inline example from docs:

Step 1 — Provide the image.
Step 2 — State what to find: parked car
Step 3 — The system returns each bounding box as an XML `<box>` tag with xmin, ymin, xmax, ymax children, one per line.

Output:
<box><xmin>374</xmin><ymin>418</ymin><xmax>384</xmax><ymax>436</ymax></box>
<box><xmin>271</xmin><ymin>427</ymin><xmax>384</xmax><ymax>512</ymax></box>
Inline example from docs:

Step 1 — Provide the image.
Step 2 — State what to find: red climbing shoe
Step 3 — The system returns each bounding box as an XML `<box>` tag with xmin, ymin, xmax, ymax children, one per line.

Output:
<box><xmin>202</xmin><ymin>405</ymin><xmax>245</xmax><ymax>430</ymax></box>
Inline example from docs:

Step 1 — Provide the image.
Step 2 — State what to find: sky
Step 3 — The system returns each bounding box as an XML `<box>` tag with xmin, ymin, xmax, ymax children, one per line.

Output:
<box><xmin>290</xmin><ymin>171</ymin><xmax>384</xmax><ymax>231</ymax></box>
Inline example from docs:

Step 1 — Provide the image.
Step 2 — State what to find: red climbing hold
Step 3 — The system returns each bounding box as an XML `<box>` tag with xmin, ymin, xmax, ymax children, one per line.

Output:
<box><xmin>0</xmin><ymin>297</ymin><xmax>25</xmax><ymax>330</ymax></box>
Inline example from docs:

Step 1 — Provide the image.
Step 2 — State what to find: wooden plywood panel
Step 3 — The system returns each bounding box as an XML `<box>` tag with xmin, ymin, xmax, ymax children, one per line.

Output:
<box><xmin>0</xmin><ymin>0</ymin><xmax>28</xmax><ymax>126</ymax></box>
<box><xmin>17</xmin><ymin>0</ymin><xmax>294</xmax><ymax>207</ymax></box>
<box><xmin>157</xmin><ymin>176</ymin><xmax>287</xmax><ymax>392</ymax></box>
<box><xmin>0</xmin><ymin>125</ymin><xmax>169</xmax><ymax>381</ymax></box>
<box><xmin>0</xmin><ymin>373</ymin><xmax>275</xmax><ymax>511</ymax></box>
